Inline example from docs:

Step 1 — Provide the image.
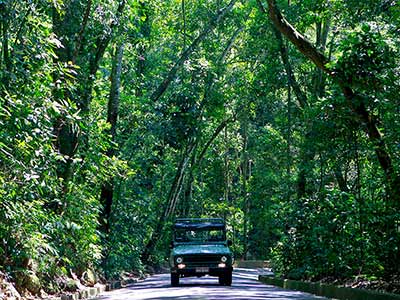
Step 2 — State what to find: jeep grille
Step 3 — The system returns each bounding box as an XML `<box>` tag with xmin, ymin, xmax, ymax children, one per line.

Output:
<box><xmin>183</xmin><ymin>254</ymin><xmax>221</xmax><ymax>267</ymax></box>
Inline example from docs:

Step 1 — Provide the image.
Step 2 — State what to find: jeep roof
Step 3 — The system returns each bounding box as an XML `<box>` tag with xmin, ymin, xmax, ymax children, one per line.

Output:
<box><xmin>173</xmin><ymin>218</ymin><xmax>225</xmax><ymax>230</ymax></box>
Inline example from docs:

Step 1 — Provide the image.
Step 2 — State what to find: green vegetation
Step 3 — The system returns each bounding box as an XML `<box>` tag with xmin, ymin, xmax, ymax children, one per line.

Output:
<box><xmin>1</xmin><ymin>0</ymin><xmax>399</xmax><ymax>295</ymax></box>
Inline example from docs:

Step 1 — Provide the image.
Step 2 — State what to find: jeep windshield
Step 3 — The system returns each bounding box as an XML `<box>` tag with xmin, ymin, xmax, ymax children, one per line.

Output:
<box><xmin>175</xmin><ymin>228</ymin><xmax>225</xmax><ymax>243</ymax></box>
<box><xmin>173</xmin><ymin>219</ymin><xmax>226</xmax><ymax>243</ymax></box>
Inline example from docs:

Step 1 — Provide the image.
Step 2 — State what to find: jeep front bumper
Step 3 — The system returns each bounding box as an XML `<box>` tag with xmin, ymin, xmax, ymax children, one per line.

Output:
<box><xmin>171</xmin><ymin>265</ymin><xmax>233</xmax><ymax>277</ymax></box>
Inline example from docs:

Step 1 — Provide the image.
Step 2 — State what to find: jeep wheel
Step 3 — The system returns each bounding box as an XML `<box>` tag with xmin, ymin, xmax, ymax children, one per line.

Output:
<box><xmin>171</xmin><ymin>273</ymin><xmax>179</xmax><ymax>286</ymax></box>
<box><xmin>224</xmin><ymin>271</ymin><xmax>232</xmax><ymax>286</ymax></box>
<box><xmin>218</xmin><ymin>274</ymin><xmax>225</xmax><ymax>285</ymax></box>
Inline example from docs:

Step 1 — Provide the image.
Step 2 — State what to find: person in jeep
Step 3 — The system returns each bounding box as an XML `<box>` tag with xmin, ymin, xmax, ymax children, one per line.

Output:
<box><xmin>170</xmin><ymin>218</ymin><xmax>233</xmax><ymax>286</ymax></box>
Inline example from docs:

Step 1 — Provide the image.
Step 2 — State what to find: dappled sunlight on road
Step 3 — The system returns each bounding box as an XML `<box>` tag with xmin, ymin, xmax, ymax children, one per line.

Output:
<box><xmin>233</xmin><ymin>268</ymin><xmax>273</xmax><ymax>280</ymax></box>
<box><xmin>95</xmin><ymin>269</ymin><xmax>327</xmax><ymax>300</ymax></box>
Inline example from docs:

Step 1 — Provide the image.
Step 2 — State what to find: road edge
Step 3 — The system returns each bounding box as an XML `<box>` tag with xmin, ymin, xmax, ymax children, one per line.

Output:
<box><xmin>259</xmin><ymin>275</ymin><xmax>400</xmax><ymax>300</ymax></box>
<box><xmin>43</xmin><ymin>278</ymin><xmax>140</xmax><ymax>300</ymax></box>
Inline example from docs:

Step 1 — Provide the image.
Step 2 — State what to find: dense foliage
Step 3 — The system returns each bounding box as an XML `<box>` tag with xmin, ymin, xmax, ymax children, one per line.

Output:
<box><xmin>0</xmin><ymin>0</ymin><xmax>399</xmax><ymax>295</ymax></box>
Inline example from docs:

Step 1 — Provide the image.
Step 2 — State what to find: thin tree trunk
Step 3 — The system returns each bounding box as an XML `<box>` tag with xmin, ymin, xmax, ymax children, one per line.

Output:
<box><xmin>141</xmin><ymin>142</ymin><xmax>196</xmax><ymax>264</ymax></box>
<box><xmin>52</xmin><ymin>0</ymin><xmax>126</xmax><ymax>187</ymax></box>
<box><xmin>179</xmin><ymin>117</ymin><xmax>235</xmax><ymax>216</ymax></box>
<box><xmin>269</xmin><ymin>19</ymin><xmax>314</xmax><ymax>198</ymax></box>
<box><xmin>313</xmin><ymin>19</ymin><xmax>330</xmax><ymax>98</ymax></box>
<box><xmin>270</xmin><ymin>25</ymin><xmax>307</xmax><ymax>108</ymax></box>
<box><xmin>72</xmin><ymin>0</ymin><xmax>93</xmax><ymax>63</ymax></box>
<box><xmin>223</xmin><ymin>125</ymin><xmax>229</xmax><ymax>212</ymax></box>
<box><xmin>81</xmin><ymin>0</ymin><xmax>126</xmax><ymax>113</ymax></box>
<box><xmin>257</xmin><ymin>0</ymin><xmax>316</xmax><ymax>198</ymax></box>
<box><xmin>196</xmin><ymin>118</ymin><xmax>235</xmax><ymax>166</ymax></box>
<box><xmin>1</xmin><ymin>2</ymin><xmax>11</xmax><ymax>93</ymax></box>
<box><xmin>136</xmin><ymin>0</ymin><xmax>151</xmax><ymax>98</ymax></box>
<box><xmin>181</xmin><ymin>168</ymin><xmax>195</xmax><ymax>216</ymax></box>
<box><xmin>286</xmin><ymin>83</ymin><xmax>292</xmax><ymax>200</ymax></box>
<box><xmin>240</xmin><ymin>115</ymin><xmax>249</xmax><ymax>260</ymax></box>
<box><xmin>99</xmin><ymin>40</ymin><xmax>124</xmax><ymax>279</ymax></box>
<box><xmin>165</xmin><ymin>142</ymin><xmax>197</xmax><ymax>219</ymax></box>
<box><xmin>99</xmin><ymin>41</ymin><xmax>124</xmax><ymax>236</ymax></box>
<box><xmin>333</xmin><ymin>166</ymin><xmax>349</xmax><ymax>192</ymax></box>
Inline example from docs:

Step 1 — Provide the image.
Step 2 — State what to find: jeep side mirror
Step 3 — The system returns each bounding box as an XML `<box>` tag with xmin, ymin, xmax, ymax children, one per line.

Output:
<box><xmin>227</xmin><ymin>240</ymin><xmax>232</xmax><ymax>247</ymax></box>
<box><xmin>169</xmin><ymin>241</ymin><xmax>174</xmax><ymax>249</ymax></box>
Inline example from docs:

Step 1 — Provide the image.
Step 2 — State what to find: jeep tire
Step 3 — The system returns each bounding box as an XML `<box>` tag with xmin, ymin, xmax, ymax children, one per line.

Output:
<box><xmin>218</xmin><ymin>274</ymin><xmax>224</xmax><ymax>285</ymax></box>
<box><xmin>219</xmin><ymin>271</ymin><xmax>232</xmax><ymax>286</ymax></box>
<box><xmin>171</xmin><ymin>273</ymin><xmax>179</xmax><ymax>286</ymax></box>
<box><xmin>224</xmin><ymin>270</ymin><xmax>232</xmax><ymax>286</ymax></box>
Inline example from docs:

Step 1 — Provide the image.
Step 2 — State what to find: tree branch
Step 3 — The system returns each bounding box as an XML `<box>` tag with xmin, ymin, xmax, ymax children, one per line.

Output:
<box><xmin>149</xmin><ymin>0</ymin><xmax>237</xmax><ymax>102</ymax></box>
<box><xmin>196</xmin><ymin>117</ymin><xmax>235</xmax><ymax>166</ymax></box>
<box><xmin>261</xmin><ymin>0</ymin><xmax>330</xmax><ymax>73</ymax></box>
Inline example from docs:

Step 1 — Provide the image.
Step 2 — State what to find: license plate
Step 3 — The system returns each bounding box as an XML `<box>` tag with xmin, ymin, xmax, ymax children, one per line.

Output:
<box><xmin>196</xmin><ymin>267</ymin><xmax>209</xmax><ymax>273</ymax></box>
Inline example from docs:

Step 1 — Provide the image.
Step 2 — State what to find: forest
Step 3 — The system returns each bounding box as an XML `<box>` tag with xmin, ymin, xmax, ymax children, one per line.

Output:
<box><xmin>1</xmin><ymin>0</ymin><xmax>399</xmax><ymax>296</ymax></box>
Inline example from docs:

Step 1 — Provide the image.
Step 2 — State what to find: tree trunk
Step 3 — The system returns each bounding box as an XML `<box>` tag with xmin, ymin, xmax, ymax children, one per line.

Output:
<box><xmin>263</xmin><ymin>0</ymin><xmax>330</xmax><ymax>72</ymax></box>
<box><xmin>240</xmin><ymin>115</ymin><xmax>250</xmax><ymax>260</ymax></box>
<box><xmin>269</xmin><ymin>20</ymin><xmax>314</xmax><ymax>198</ymax></box>
<box><xmin>313</xmin><ymin>19</ymin><xmax>330</xmax><ymax>98</ymax></box>
<box><xmin>141</xmin><ymin>142</ymin><xmax>196</xmax><ymax>264</ymax></box>
<box><xmin>51</xmin><ymin>0</ymin><xmax>126</xmax><ymax>188</ymax></box>
<box><xmin>333</xmin><ymin>165</ymin><xmax>349</xmax><ymax>193</ymax></box>
<box><xmin>99</xmin><ymin>41</ymin><xmax>124</xmax><ymax>236</ymax></box>
<box><xmin>1</xmin><ymin>2</ymin><xmax>11</xmax><ymax>93</ymax></box>
<box><xmin>135</xmin><ymin>0</ymin><xmax>151</xmax><ymax>98</ymax></box>
<box><xmin>270</xmin><ymin>25</ymin><xmax>307</xmax><ymax>108</ymax></box>
<box><xmin>178</xmin><ymin>117</ymin><xmax>234</xmax><ymax>216</ymax></box>
<box><xmin>99</xmin><ymin>41</ymin><xmax>124</xmax><ymax>279</ymax></box>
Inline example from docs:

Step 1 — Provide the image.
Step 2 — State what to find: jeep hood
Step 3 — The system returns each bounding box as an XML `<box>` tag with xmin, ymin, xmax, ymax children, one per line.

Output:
<box><xmin>172</xmin><ymin>244</ymin><xmax>231</xmax><ymax>256</ymax></box>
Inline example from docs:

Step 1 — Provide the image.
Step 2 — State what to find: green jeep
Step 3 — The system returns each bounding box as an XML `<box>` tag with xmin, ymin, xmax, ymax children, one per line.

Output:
<box><xmin>170</xmin><ymin>218</ymin><xmax>233</xmax><ymax>286</ymax></box>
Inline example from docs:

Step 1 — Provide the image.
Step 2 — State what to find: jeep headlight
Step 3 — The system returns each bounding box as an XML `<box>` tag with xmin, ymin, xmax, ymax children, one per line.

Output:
<box><xmin>176</xmin><ymin>257</ymin><xmax>183</xmax><ymax>264</ymax></box>
<box><xmin>221</xmin><ymin>256</ymin><xmax>227</xmax><ymax>262</ymax></box>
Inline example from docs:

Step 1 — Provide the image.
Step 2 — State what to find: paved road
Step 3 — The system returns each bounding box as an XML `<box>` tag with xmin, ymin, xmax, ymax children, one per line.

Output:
<box><xmin>95</xmin><ymin>269</ymin><xmax>327</xmax><ymax>300</ymax></box>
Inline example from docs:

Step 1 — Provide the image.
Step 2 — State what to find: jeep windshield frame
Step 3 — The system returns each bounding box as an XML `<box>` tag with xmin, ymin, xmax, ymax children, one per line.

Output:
<box><xmin>173</xmin><ymin>218</ymin><xmax>227</xmax><ymax>244</ymax></box>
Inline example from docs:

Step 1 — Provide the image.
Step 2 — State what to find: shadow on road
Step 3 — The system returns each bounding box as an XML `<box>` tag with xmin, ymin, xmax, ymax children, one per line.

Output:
<box><xmin>96</xmin><ymin>270</ymin><xmax>325</xmax><ymax>300</ymax></box>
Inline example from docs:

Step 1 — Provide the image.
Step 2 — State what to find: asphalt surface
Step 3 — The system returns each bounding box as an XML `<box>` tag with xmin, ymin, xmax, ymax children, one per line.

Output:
<box><xmin>95</xmin><ymin>268</ymin><xmax>328</xmax><ymax>300</ymax></box>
